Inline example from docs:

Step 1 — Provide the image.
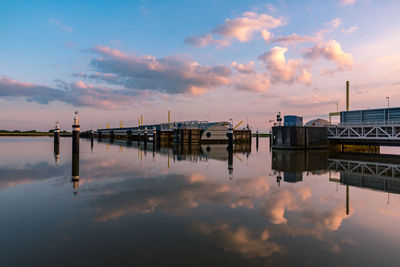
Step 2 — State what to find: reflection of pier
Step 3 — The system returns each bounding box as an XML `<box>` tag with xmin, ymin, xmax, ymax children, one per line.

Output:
<box><xmin>97</xmin><ymin>139</ymin><xmax>251</xmax><ymax>162</ymax></box>
<box><xmin>95</xmin><ymin>139</ymin><xmax>250</xmax><ymax>180</ymax></box>
<box><xmin>328</xmin><ymin>154</ymin><xmax>400</xmax><ymax>194</ymax></box>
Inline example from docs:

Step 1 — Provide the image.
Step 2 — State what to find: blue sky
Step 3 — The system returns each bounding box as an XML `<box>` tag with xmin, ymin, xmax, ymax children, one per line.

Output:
<box><xmin>0</xmin><ymin>0</ymin><xmax>399</xmax><ymax>130</ymax></box>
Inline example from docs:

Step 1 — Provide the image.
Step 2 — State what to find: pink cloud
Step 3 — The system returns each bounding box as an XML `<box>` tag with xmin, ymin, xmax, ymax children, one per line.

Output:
<box><xmin>303</xmin><ymin>40</ymin><xmax>354</xmax><ymax>72</ymax></box>
<box><xmin>185</xmin><ymin>11</ymin><xmax>285</xmax><ymax>47</ymax></box>
<box><xmin>281</xmin><ymin>95</ymin><xmax>337</xmax><ymax>108</ymax></box>
<box><xmin>0</xmin><ymin>76</ymin><xmax>137</xmax><ymax>109</ymax></box>
<box><xmin>340</xmin><ymin>0</ymin><xmax>357</xmax><ymax>6</ymax></box>
<box><xmin>259</xmin><ymin>46</ymin><xmax>311</xmax><ymax>85</ymax></box>
<box><xmin>91</xmin><ymin>46</ymin><xmax>232</xmax><ymax>95</ymax></box>
<box><xmin>328</xmin><ymin>18</ymin><xmax>343</xmax><ymax>29</ymax></box>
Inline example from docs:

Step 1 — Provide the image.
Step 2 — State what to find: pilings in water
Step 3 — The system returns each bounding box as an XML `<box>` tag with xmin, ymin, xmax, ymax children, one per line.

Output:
<box><xmin>72</xmin><ymin>112</ymin><xmax>80</xmax><ymax>195</ymax></box>
<box><xmin>228</xmin><ymin>123</ymin><xmax>233</xmax><ymax>151</ymax></box>
<box><xmin>256</xmin><ymin>129</ymin><xmax>259</xmax><ymax>151</ymax></box>
<box><xmin>54</xmin><ymin>122</ymin><xmax>60</xmax><ymax>163</ymax></box>
<box><xmin>54</xmin><ymin>122</ymin><xmax>60</xmax><ymax>146</ymax></box>
<box><xmin>72</xmin><ymin>112</ymin><xmax>80</xmax><ymax>154</ymax></box>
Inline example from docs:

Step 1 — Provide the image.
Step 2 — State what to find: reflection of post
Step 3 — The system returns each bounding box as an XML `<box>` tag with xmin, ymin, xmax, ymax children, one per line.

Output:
<box><xmin>54</xmin><ymin>141</ymin><xmax>60</xmax><ymax>163</ymax></box>
<box><xmin>228</xmin><ymin>147</ymin><xmax>233</xmax><ymax>180</ymax></box>
<box><xmin>346</xmin><ymin>185</ymin><xmax>349</xmax><ymax>215</ymax></box>
<box><xmin>71</xmin><ymin>151</ymin><xmax>79</xmax><ymax>195</ymax></box>
<box><xmin>72</xmin><ymin>112</ymin><xmax>80</xmax><ymax>154</ymax></box>
<box><xmin>90</xmin><ymin>129</ymin><xmax>94</xmax><ymax>150</ymax></box>
<box><xmin>153</xmin><ymin>127</ymin><xmax>156</xmax><ymax>158</ymax></box>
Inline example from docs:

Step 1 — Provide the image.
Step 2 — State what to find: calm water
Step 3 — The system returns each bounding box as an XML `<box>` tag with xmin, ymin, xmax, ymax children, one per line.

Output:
<box><xmin>1</xmin><ymin>137</ymin><xmax>400</xmax><ymax>266</ymax></box>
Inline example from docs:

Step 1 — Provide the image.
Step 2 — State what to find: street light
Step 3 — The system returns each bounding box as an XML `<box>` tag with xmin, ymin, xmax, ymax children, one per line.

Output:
<box><xmin>386</xmin><ymin>97</ymin><xmax>390</xmax><ymax>108</ymax></box>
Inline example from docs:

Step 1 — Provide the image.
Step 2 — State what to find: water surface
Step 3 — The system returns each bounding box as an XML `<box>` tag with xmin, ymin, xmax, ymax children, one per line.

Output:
<box><xmin>1</xmin><ymin>137</ymin><xmax>400</xmax><ymax>266</ymax></box>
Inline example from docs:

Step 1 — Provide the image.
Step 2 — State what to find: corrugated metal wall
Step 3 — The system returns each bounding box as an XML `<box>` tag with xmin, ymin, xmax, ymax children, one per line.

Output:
<box><xmin>341</xmin><ymin>107</ymin><xmax>400</xmax><ymax>124</ymax></box>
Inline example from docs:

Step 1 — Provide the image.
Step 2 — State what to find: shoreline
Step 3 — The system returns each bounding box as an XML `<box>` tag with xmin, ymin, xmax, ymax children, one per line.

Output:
<box><xmin>0</xmin><ymin>133</ymin><xmax>72</xmax><ymax>137</ymax></box>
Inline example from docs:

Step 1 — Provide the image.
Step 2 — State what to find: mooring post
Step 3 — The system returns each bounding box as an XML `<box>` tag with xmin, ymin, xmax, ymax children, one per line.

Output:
<box><xmin>144</xmin><ymin>127</ymin><xmax>148</xmax><ymax>144</ymax></box>
<box><xmin>228</xmin><ymin>119</ymin><xmax>233</xmax><ymax>150</ymax></box>
<box><xmin>138</xmin><ymin>128</ymin><xmax>141</xmax><ymax>145</ymax></box>
<box><xmin>54</xmin><ymin>121</ymin><xmax>60</xmax><ymax>146</ymax></box>
<box><xmin>54</xmin><ymin>122</ymin><xmax>60</xmax><ymax>163</ymax></box>
<box><xmin>256</xmin><ymin>129</ymin><xmax>259</xmax><ymax>151</ymax></box>
<box><xmin>153</xmin><ymin>127</ymin><xmax>157</xmax><ymax>143</ymax></box>
<box><xmin>269</xmin><ymin>130</ymin><xmax>272</xmax><ymax>151</ymax></box>
<box><xmin>98</xmin><ymin>130</ymin><xmax>102</xmax><ymax>141</ymax></box>
<box><xmin>72</xmin><ymin>111</ymin><xmax>80</xmax><ymax>154</ymax></box>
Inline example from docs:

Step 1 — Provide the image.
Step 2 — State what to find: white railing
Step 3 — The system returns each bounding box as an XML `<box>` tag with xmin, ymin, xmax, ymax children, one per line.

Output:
<box><xmin>327</xmin><ymin>124</ymin><xmax>400</xmax><ymax>140</ymax></box>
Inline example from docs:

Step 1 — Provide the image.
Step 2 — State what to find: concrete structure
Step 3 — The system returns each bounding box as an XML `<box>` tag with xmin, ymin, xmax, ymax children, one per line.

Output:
<box><xmin>271</xmin><ymin>126</ymin><xmax>329</xmax><ymax>149</ymax></box>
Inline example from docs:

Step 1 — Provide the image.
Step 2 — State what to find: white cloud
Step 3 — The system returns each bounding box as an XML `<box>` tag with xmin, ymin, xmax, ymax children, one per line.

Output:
<box><xmin>340</xmin><ymin>0</ymin><xmax>357</xmax><ymax>6</ymax></box>
<box><xmin>50</xmin><ymin>18</ymin><xmax>73</xmax><ymax>32</ymax></box>
<box><xmin>328</xmin><ymin>18</ymin><xmax>343</xmax><ymax>29</ymax></box>
<box><xmin>341</xmin><ymin>26</ymin><xmax>358</xmax><ymax>34</ymax></box>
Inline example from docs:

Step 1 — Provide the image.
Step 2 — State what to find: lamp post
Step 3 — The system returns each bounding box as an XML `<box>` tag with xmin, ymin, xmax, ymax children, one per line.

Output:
<box><xmin>386</xmin><ymin>97</ymin><xmax>390</xmax><ymax>108</ymax></box>
<box><xmin>335</xmin><ymin>102</ymin><xmax>338</xmax><ymax>112</ymax></box>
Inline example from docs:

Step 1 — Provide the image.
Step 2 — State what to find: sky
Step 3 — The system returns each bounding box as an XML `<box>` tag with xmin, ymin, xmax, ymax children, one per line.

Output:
<box><xmin>1</xmin><ymin>0</ymin><xmax>400</xmax><ymax>131</ymax></box>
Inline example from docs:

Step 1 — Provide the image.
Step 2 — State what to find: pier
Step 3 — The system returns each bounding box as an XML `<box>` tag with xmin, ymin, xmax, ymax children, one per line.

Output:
<box><xmin>87</xmin><ymin>120</ymin><xmax>252</xmax><ymax>144</ymax></box>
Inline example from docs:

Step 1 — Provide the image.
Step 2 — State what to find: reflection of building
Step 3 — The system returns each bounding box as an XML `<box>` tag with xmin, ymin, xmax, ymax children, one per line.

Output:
<box><xmin>271</xmin><ymin>150</ymin><xmax>329</xmax><ymax>184</ymax></box>
<box><xmin>328</xmin><ymin>153</ymin><xmax>400</xmax><ymax>194</ymax></box>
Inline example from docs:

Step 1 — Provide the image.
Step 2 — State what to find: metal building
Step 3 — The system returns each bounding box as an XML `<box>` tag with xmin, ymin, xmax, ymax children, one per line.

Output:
<box><xmin>340</xmin><ymin>107</ymin><xmax>400</xmax><ymax>125</ymax></box>
<box><xmin>284</xmin><ymin>115</ymin><xmax>303</xmax><ymax>126</ymax></box>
